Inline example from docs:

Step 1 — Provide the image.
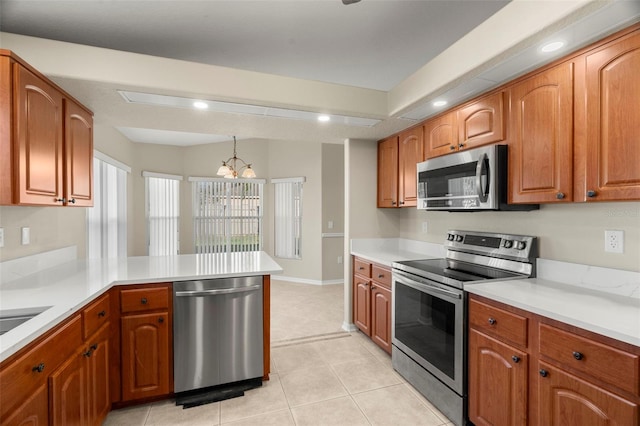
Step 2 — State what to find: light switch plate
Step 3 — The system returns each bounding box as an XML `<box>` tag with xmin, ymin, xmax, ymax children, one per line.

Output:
<box><xmin>21</xmin><ymin>227</ymin><xmax>30</xmax><ymax>245</ymax></box>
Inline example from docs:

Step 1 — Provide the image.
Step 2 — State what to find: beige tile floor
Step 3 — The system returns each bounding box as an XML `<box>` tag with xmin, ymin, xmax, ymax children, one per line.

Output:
<box><xmin>103</xmin><ymin>279</ymin><xmax>453</xmax><ymax>426</ymax></box>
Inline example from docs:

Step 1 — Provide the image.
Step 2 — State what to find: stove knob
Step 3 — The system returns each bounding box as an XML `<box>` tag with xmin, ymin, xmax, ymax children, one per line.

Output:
<box><xmin>455</xmin><ymin>235</ymin><xmax>463</xmax><ymax>242</ymax></box>
<box><xmin>503</xmin><ymin>240</ymin><xmax>513</xmax><ymax>249</ymax></box>
<box><xmin>515</xmin><ymin>241</ymin><xmax>527</xmax><ymax>250</ymax></box>
<box><xmin>447</xmin><ymin>234</ymin><xmax>455</xmax><ymax>241</ymax></box>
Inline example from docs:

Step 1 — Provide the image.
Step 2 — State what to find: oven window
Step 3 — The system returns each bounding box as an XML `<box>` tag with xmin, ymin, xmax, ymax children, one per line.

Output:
<box><xmin>395</xmin><ymin>282</ymin><xmax>456</xmax><ymax>380</ymax></box>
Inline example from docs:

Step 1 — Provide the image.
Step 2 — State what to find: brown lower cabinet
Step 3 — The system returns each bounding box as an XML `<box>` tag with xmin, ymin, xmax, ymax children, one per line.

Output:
<box><xmin>352</xmin><ymin>256</ymin><xmax>392</xmax><ymax>354</ymax></box>
<box><xmin>469</xmin><ymin>294</ymin><xmax>640</xmax><ymax>426</ymax></box>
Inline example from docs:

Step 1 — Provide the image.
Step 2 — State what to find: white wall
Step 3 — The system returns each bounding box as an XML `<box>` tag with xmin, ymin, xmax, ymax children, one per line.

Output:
<box><xmin>322</xmin><ymin>144</ymin><xmax>345</xmax><ymax>282</ymax></box>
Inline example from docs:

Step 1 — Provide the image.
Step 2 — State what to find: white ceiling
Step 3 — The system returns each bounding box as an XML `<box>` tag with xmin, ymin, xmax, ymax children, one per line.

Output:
<box><xmin>1</xmin><ymin>1</ymin><xmax>638</xmax><ymax>146</ymax></box>
<box><xmin>0</xmin><ymin>0</ymin><xmax>509</xmax><ymax>91</ymax></box>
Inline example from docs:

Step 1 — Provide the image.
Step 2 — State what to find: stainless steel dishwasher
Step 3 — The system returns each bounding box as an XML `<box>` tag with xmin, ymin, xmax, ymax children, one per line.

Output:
<box><xmin>173</xmin><ymin>276</ymin><xmax>263</xmax><ymax>393</ymax></box>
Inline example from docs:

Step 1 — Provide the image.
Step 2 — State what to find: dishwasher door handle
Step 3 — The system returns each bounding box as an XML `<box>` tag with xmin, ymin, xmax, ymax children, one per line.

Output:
<box><xmin>175</xmin><ymin>285</ymin><xmax>261</xmax><ymax>297</ymax></box>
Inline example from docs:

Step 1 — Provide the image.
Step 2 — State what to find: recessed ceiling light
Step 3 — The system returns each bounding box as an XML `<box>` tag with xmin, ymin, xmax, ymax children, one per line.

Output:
<box><xmin>541</xmin><ymin>41</ymin><xmax>564</xmax><ymax>53</ymax></box>
<box><xmin>318</xmin><ymin>115</ymin><xmax>331</xmax><ymax>122</ymax></box>
<box><xmin>433</xmin><ymin>100</ymin><xmax>447</xmax><ymax>107</ymax></box>
<box><xmin>193</xmin><ymin>101</ymin><xmax>208</xmax><ymax>110</ymax></box>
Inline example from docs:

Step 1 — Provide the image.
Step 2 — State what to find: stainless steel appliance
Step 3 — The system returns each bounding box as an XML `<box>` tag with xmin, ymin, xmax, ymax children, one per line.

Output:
<box><xmin>391</xmin><ymin>230</ymin><xmax>537</xmax><ymax>426</ymax></box>
<box><xmin>173</xmin><ymin>276</ymin><xmax>263</xmax><ymax>394</ymax></box>
<box><xmin>417</xmin><ymin>144</ymin><xmax>538</xmax><ymax>211</ymax></box>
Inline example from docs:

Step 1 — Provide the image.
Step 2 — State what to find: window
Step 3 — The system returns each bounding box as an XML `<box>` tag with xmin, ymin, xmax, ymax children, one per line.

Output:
<box><xmin>87</xmin><ymin>152</ymin><xmax>129</xmax><ymax>259</ymax></box>
<box><xmin>272</xmin><ymin>177</ymin><xmax>305</xmax><ymax>259</ymax></box>
<box><xmin>191</xmin><ymin>178</ymin><xmax>264</xmax><ymax>254</ymax></box>
<box><xmin>144</xmin><ymin>172</ymin><xmax>182</xmax><ymax>256</ymax></box>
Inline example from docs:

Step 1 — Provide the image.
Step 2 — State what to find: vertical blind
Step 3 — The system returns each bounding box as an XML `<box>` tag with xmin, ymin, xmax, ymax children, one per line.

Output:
<box><xmin>87</xmin><ymin>153</ymin><xmax>129</xmax><ymax>259</ymax></box>
<box><xmin>191</xmin><ymin>178</ymin><xmax>264</xmax><ymax>254</ymax></box>
<box><xmin>272</xmin><ymin>177</ymin><xmax>305</xmax><ymax>259</ymax></box>
<box><xmin>144</xmin><ymin>172</ymin><xmax>182</xmax><ymax>256</ymax></box>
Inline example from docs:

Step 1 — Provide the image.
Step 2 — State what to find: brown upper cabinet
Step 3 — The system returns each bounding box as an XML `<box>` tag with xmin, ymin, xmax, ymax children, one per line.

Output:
<box><xmin>574</xmin><ymin>29</ymin><xmax>640</xmax><ymax>202</ymax></box>
<box><xmin>0</xmin><ymin>50</ymin><xmax>93</xmax><ymax>207</ymax></box>
<box><xmin>423</xmin><ymin>92</ymin><xmax>505</xmax><ymax>159</ymax></box>
<box><xmin>508</xmin><ymin>62</ymin><xmax>574</xmax><ymax>204</ymax></box>
<box><xmin>377</xmin><ymin>127</ymin><xmax>423</xmax><ymax>208</ymax></box>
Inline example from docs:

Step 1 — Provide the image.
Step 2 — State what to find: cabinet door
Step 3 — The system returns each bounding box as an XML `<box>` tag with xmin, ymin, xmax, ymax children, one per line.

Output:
<box><xmin>579</xmin><ymin>30</ymin><xmax>640</xmax><ymax>201</ymax></box>
<box><xmin>509</xmin><ymin>62</ymin><xmax>574</xmax><ymax>203</ymax></box>
<box><xmin>64</xmin><ymin>100</ymin><xmax>93</xmax><ymax>207</ymax></box>
<box><xmin>14</xmin><ymin>63</ymin><xmax>64</xmax><ymax>206</ymax></box>
<box><xmin>353</xmin><ymin>275</ymin><xmax>371</xmax><ymax>336</ymax></box>
<box><xmin>49</xmin><ymin>352</ymin><xmax>88</xmax><ymax>426</ymax></box>
<box><xmin>424</xmin><ymin>112</ymin><xmax>457</xmax><ymax>159</ymax></box>
<box><xmin>468</xmin><ymin>329</ymin><xmax>528</xmax><ymax>426</ymax></box>
<box><xmin>538</xmin><ymin>362</ymin><xmax>638</xmax><ymax>426</ymax></box>
<box><xmin>377</xmin><ymin>136</ymin><xmax>398</xmax><ymax>208</ymax></box>
<box><xmin>370</xmin><ymin>284</ymin><xmax>392</xmax><ymax>354</ymax></box>
<box><xmin>457</xmin><ymin>91</ymin><xmax>505</xmax><ymax>150</ymax></box>
<box><xmin>398</xmin><ymin>127</ymin><xmax>423</xmax><ymax>207</ymax></box>
<box><xmin>121</xmin><ymin>313</ymin><xmax>170</xmax><ymax>401</ymax></box>
<box><xmin>87</xmin><ymin>326</ymin><xmax>110</xmax><ymax>424</ymax></box>
<box><xmin>1</xmin><ymin>383</ymin><xmax>48</xmax><ymax>426</ymax></box>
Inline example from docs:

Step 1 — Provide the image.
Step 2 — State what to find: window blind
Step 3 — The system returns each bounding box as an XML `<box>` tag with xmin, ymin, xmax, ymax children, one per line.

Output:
<box><xmin>272</xmin><ymin>177</ymin><xmax>305</xmax><ymax>259</ymax></box>
<box><xmin>87</xmin><ymin>154</ymin><xmax>129</xmax><ymax>259</ymax></box>
<box><xmin>144</xmin><ymin>172</ymin><xmax>182</xmax><ymax>256</ymax></box>
<box><xmin>191</xmin><ymin>178</ymin><xmax>264</xmax><ymax>254</ymax></box>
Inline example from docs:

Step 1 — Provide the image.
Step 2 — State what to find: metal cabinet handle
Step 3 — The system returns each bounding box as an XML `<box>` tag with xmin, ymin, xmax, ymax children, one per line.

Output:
<box><xmin>32</xmin><ymin>363</ymin><xmax>45</xmax><ymax>373</ymax></box>
<box><xmin>378</xmin><ymin>274</ymin><xmax>384</xmax><ymax>278</ymax></box>
<box><xmin>539</xmin><ymin>369</ymin><xmax>548</xmax><ymax>377</ymax></box>
<box><xmin>98</xmin><ymin>310</ymin><xmax>106</xmax><ymax>317</ymax></box>
<box><xmin>512</xmin><ymin>355</ymin><xmax>520</xmax><ymax>363</ymax></box>
<box><xmin>371</xmin><ymin>286</ymin><xmax>376</xmax><ymax>290</ymax></box>
<box><xmin>68</xmin><ymin>198</ymin><xmax>76</xmax><ymax>204</ymax></box>
<box><xmin>90</xmin><ymin>344</ymin><xmax>98</xmax><ymax>351</ymax></box>
<box><xmin>572</xmin><ymin>351</ymin><xmax>584</xmax><ymax>361</ymax></box>
<box><xmin>141</xmin><ymin>298</ymin><xmax>148</xmax><ymax>305</ymax></box>
<box><xmin>54</xmin><ymin>198</ymin><xmax>66</xmax><ymax>203</ymax></box>
<box><xmin>83</xmin><ymin>349</ymin><xmax>93</xmax><ymax>357</ymax></box>
<box><xmin>450</xmin><ymin>146</ymin><xmax>455</xmax><ymax>151</ymax></box>
<box><xmin>459</xmin><ymin>143</ymin><xmax>465</xmax><ymax>149</ymax></box>
<box><xmin>586</xmin><ymin>190</ymin><xmax>596</xmax><ymax>198</ymax></box>
<box><xmin>399</xmin><ymin>201</ymin><xmax>405</xmax><ymax>205</ymax></box>
<box><xmin>488</xmin><ymin>317</ymin><xmax>497</xmax><ymax>325</ymax></box>
<box><xmin>556</xmin><ymin>192</ymin><xmax>565</xmax><ymax>200</ymax></box>
<box><xmin>158</xmin><ymin>317</ymin><xmax>164</xmax><ymax>323</ymax></box>
<box><xmin>359</xmin><ymin>267</ymin><xmax>365</xmax><ymax>270</ymax></box>
<box><xmin>391</xmin><ymin>201</ymin><xmax>397</xmax><ymax>205</ymax></box>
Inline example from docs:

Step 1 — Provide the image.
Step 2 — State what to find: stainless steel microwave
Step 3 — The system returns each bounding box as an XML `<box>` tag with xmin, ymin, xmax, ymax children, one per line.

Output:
<box><xmin>417</xmin><ymin>145</ymin><xmax>538</xmax><ymax>211</ymax></box>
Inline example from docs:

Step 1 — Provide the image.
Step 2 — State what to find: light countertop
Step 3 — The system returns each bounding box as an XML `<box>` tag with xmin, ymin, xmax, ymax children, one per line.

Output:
<box><xmin>0</xmin><ymin>251</ymin><xmax>282</xmax><ymax>362</ymax></box>
<box><xmin>350</xmin><ymin>238</ymin><xmax>444</xmax><ymax>266</ymax></box>
<box><xmin>466</xmin><ymin>279</ymin><xmax>640</xmax><ymax>347</ymax></box>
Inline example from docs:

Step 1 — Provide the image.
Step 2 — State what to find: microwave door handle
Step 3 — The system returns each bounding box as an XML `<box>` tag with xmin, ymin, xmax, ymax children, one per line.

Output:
<box><xmin>475</xmin><ymin>153</ymin><xmax>489</xmax><ymax>203</ymax></box>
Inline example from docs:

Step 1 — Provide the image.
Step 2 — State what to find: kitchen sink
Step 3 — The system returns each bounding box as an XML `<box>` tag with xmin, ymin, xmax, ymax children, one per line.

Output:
<box><xmin>0</xmin><ymin>306</ymin><xmax>52</xmax><ymax>336</ymax></box>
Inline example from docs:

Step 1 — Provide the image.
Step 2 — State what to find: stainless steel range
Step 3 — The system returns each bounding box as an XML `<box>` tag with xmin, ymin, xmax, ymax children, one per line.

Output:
<box><xmin>391</xmin><ymin>230</ymin><xmax>538</xmax><ymax>426</ymax></box>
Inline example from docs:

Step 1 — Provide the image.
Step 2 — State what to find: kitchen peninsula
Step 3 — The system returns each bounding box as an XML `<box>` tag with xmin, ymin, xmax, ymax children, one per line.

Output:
<box><xmin>0</xmin><ymin>249</ymin><xmax>282</xmax><ymax>425</ymax></box>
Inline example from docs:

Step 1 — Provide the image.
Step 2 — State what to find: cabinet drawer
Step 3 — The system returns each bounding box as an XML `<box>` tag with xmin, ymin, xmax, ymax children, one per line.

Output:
<box><xmin>0</xmin><ymin>315</ymin><xmax>82</xmax><ymax>419</ymax></box>
<box><xmin>371</xmin><ymin>264</ymin><xmax>391</xmax><ymax>289</ymax></box>
<box><xmin>354</xmin><ymin>258</ymin><xmax>371</xmax><ymax>278</ymax></box>
<box><xmin>83</xmin><ymin>292</ymin><xmax>110</xmax><ymax>340</ymax></box>
<box><xmin>469</xmin><ymin>299</ymin><xmax>528</xmax><ymax>348</ymax></box>
<box><xmin>121</xmin><ymin>286</ymin><xmax>170</xmax><ymax>313</ymax></box>
<box><xmin>539</xmin><ymin>323</ymin><xmax>640</xmax><ymax>396</ymax></box>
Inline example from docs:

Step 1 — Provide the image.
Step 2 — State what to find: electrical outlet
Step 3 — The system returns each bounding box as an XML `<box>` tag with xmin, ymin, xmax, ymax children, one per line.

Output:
<box><xmin>604</xmin><ymin>230</ymin><xmax>624</xmax><ymax>253</ymax></box>
<box><xmin>422</xmin><ymin>222</ymin><xmax>428</xmax><ymax>233</ymax></box>
<box><xmin>328</xmin><ymin>220</ymin><xmax>334</xmax><ymax>230</ymax></box>
<box><xmin>0</xmin><ymin>228</ymin><xmax>4</xmax><ymax>248</ymax></box>
<box><xmin>337</xmin><ymin>256</ymin><xmax>343</xmax><ymax>264</ymax></box>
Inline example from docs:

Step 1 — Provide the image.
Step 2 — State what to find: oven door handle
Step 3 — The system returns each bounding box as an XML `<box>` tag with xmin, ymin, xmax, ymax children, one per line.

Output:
<box><xmin>394</xmin><ymin>272</ymin><xmax>462</xmax><ymax>301</ymax></box>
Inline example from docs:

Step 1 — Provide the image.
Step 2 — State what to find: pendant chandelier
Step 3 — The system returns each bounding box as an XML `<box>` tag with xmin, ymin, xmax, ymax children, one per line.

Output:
<box><xmin>216</xmin><ymin>136</ymin><xmax>256</xmax><ymax>179</ymax></box>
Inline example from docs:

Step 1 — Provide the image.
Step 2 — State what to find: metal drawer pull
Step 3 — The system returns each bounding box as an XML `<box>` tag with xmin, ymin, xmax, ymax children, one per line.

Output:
<box><xmin>556</xmin><ymin>192</ymin><xmax>565</xmax><ymax>200</ymax></box>
<box><xmin>511</xmin><ymin>355</ymin><xmax>520</xmax><ymax>363</ymax></box>
<box><xmin>54</xmin><ymin>198</ymin><xmax>66</xmax><ymax>203</ymax></box>
<box><xmin>378</xmin><ymin>274</ymin><xmax>384</xmax><ymax>278</ymax></box>
<box><xmin>359</xmin><ymin>267</ymin><xmax>365</xmax><ymax>270</ymax></box>
<box><xmin>158</xmin><ymin>317</ymin><xmax>164</xmax><ymax>323</ymax></box>
<box><xmin>68</xmin><ymin>198</ymin><xmax>76</xmax><ymax>204</ymax></box>
<box><xmin>140</xmin><ymin>298</ymin><xmax>148</xmax><ymax>304</ymax></box>
<box><xmin>488</xmin><ymin>317</ymin><xmax>497</xmax><ymax>325</ymax></box>
<box><xmin>539</xmin><ymin>369</ymin><xmax>548</xmax><ymax>377</ymax></box>
<box><xmin>32</xmin><ymin>363</ymin><xmax>45</xmax><ymax>373</ymax></box>
<box><xmin>586</xmin><ymin>190</ymin><xmax>596</xmax><ymax>198</ymax></box>
<box><xmin>98</xmin><ymin>310</ymin><xmax>106</xmax><ymax>317</ymax></box>
<box><xmin>572</xmin><ymin>351</ymin><xmax>584</xmax><ymax>361</ymax></box>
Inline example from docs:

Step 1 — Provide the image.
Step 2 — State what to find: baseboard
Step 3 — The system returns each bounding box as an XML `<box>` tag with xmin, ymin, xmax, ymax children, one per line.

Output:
<box><xmin>342</xmin><ymin>322</ymin><xmax>357</xmax><ymax>332</ymax></box>
<box><xmin>272</xmin><ymin>276</ymin><xmax>344</xmax><ymax>286</ymax></box>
